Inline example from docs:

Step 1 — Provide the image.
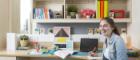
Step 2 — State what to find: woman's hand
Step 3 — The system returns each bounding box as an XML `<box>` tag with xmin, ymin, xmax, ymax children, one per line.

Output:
<box><xmin>89</xmin><ymin>51</ymin><xmax>97</xmax><ymax>57</ymax></box>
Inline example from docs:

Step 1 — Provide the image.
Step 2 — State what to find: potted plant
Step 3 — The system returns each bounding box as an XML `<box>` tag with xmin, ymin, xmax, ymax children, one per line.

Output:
<box><xmin>19</xmin><ymin>35</ymin><xmax>29</xmax><ymax>47</ymax></box>
<box><xmin>67</xmin><ymin>5</ymin><xmax>78</xmax><ymax>18</ymax></box>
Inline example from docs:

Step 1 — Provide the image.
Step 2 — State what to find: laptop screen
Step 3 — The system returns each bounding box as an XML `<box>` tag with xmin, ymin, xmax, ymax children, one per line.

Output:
<box><xmin>80</xmin><ymin>38</ymin><xmax>98</xmax><ymax>52</ymax></box>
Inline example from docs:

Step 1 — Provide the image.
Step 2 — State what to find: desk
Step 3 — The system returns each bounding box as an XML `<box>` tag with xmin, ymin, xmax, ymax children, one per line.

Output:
<box><xmin>0</xmin><ymin>50</ymin><xmax>102</xmax><ymax>60</ymax></box>
<box><xmin>1</xmin><ymin>48</ymin><xmax>140</xmax><ymax>60</ymax></box>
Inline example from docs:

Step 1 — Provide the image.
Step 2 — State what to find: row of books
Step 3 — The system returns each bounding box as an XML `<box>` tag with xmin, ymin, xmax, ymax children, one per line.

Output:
<box><xmin>97</xmin><ymin>0</ymin><xmax>108</xmax><ymax>18</ymax></box>
<box><xmin>33</xmin><ymin>8</ymin><xmax>49</xmax><ymax>19</ymax></box>
<box><xmin>33</xmin><ymin>7</ymin><xmax>64</xmax><ymax>20</ymax></box>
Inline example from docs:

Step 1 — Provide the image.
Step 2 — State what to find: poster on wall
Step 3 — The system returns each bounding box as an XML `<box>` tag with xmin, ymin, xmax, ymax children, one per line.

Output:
<box><xmin>53</xmin><ymin>26</ymin><xmax>71</xmax><ymax>49</ymax></box>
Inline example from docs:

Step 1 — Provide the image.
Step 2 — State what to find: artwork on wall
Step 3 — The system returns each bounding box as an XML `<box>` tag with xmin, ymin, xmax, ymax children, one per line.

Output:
<box><xmin>53</xmin><ymin>26</ymin><xmax>71</xmax><ymax>49</ymax></box>
<box><xmin>53</xmin><ymin>26</ymin><xmax>70</xmax><ymax>37</ymax></box>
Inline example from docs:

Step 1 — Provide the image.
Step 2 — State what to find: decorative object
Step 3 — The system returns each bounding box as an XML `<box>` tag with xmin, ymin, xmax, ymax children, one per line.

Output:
<box><xmin>110</xmin><ymin>9</ymin><xmax>125</xmax><ymax>18</ymax></box>
<box><xmin>80</xmin><ymin>9</ymin><xmax>96</xmax><ymax>19</ymax></box>
<box><xmin>48</xmin><ymin>28</ymin><xmax>53</xmax><ymax>34</ymax></box>
<box><xmin>109</xmin><ymin>11</ymin><xmax>115</xmax><ymax>19</ymax></box>
<box><xmin>76</xmin><ymin>13</ymin><xmax>79</xmax><ymax>19</ymax></box>
<box><xmin>67</xmin><ymin>5</ymin><xmax>78</xmax><ymax>18</ymax></box>
<box><xmin>19</xmin><ymin>35</ymin><xmax>29</xmax><ymax>47</ymax></box>
<box><xmin>88</xmin><ymin>28</ymin><xmax>94</xmax><ymax>35</ymax></box>
<box><xmin>54</xmin><ymin>11</ymin><xmax>63</xmax><ymax>18</ymax></box>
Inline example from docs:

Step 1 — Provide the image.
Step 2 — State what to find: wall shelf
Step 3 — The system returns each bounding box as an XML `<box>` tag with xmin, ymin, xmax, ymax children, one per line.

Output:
<box><xmin>31</xmin><ymin>0</ymin><xmax>131</xmax><ymax>34</ymax></box>
<box><xmin>33</xmin><ymin>18</ymin><xmax>131</xmax><ymax>23</ymax></box>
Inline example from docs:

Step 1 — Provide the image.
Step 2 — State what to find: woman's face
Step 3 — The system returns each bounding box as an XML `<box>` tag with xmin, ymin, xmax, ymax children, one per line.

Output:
<box><xmin>99</xmin><ymin>20</ymin><xmax>113</xmax><ymax>37</ymax></box>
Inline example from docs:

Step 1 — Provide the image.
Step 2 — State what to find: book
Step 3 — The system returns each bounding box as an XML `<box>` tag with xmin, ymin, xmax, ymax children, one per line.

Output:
<box><xmin>54</xmin><ymin>50</ymin><xmax>74</xmax><ymax>59</ymax></box>
<box><xmin>104</xmin><ymin>0</ymin><xmax>108</xmax><ymax>17</ymax></box>
<box><xmin>97</xmin><ymin>0</ymin><xmax>100</xmax><ymax>18</ymax></box>
<box><xmin>100</xmin><ymin>0</ymin><xmax>104</xmax><ymax>18</ymax></box>
<box><xmin>33</xmin><ymin>8</ymin><xmax>36</xmax><ymax>19</ymax></box>
<box><xmin>44</xmin><ymin>8</ymin><xmax>49</xmax><ymax>19</ymax></box>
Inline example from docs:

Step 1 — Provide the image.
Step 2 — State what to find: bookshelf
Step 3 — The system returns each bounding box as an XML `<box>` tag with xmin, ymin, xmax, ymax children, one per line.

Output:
<box><xmin>31</xmin><ymin>0</ymin><xmax>131</xmax><ymax>34</ymax></box>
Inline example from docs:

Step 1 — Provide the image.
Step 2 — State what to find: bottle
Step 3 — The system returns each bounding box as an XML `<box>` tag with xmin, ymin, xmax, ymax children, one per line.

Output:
<box><xmin>76</xmin><ymin>13</ymin><xmax>79</xmax><ymax>19</ymax></box>
<box><xmin>66</xmin><ymin>36</ymin><xmax>73</xmax><ymax>50</ymax></box>
<box><xmin>67</xmin><ymin>40</ymin><xmax>73</xmax><ymax>50</ymax></box>
<box><xmin>120</xmin><ymin>28</ymin><xmax>127</xmax><ymax>46</ymax></box>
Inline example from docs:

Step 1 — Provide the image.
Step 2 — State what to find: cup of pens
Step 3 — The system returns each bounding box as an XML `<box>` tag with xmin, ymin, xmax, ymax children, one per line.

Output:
<box><xmin>31</xmin><ymin>41</ymin><xmax>40</xmax><ymax>52</ymax></box>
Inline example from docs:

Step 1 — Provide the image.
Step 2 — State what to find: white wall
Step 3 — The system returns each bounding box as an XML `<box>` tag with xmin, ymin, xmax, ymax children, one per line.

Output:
<box><xmin>0</xmin><ymin>0</ymin><xmax>19</xmax><ymax>59</ymax></box>
<box><xmin>20</xmin><ymin>0</ymin><xmax>32</xmax><ymax>33</ymax></box>
<box><xmin>0</xmin><ymin>0</ymin><xmax>10</xmax><ymax>50</ymax></box>
<box><xmin>128</xmin><ymin>0</ymin><xmax>140</xmax><ymax>49</ymax></box>
<box><xmin>9</xmin><ymin>0</ymin><xmax>20</xmax><ymax>33</ymax></box>
<box><xmin>0</xmin><ymin>57</ymin><xmax>16</xmax><ymax>60</ymax></box>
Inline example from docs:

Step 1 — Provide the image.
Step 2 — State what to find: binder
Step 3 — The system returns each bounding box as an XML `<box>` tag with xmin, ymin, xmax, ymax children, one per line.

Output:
<box><xmin>100</xmin><ymin>0</ymin><xmax>104</xmax><ymax>18</ymax></box>
<box><xmin>104</xmin><ymin>0</ymin><xmax>108</xmax><ymax>17</ymax></box>
<box><xmin>97</xmin><ymin>0</ymin><xmax>100</xmax><ymax>18</ymax></box>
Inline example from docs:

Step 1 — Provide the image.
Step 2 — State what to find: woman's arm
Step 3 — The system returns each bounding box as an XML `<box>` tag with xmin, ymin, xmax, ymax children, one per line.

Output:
<box><xmin>115</xmin><ymin>37</ymin><xmax>128</xmax><ymax>60</ymax></box>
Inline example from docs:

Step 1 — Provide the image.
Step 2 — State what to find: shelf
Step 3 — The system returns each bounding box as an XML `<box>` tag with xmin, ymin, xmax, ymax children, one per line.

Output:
<box><xmin>113</xmin><ymin>18</ymin><xmax>131</xmax><ymax>23</ymax></box>
<box><xmin>31</xmin><ymin>0</ymin><xmax>131</xmax><ymax>34</ymax></box>
<box><xmin>34</xmin><ymin>0</ymin><xmax>64</xmax><ymax>2</ymax></box>
<box><xmin>32</xmin><ymin>18</ymin><xmax>131</xmax><ymax>23</ymax></box>
<box><xmin>66</xmin><ymin>0</ymin><xmax>96</xmax><ymax>4</ymax></box>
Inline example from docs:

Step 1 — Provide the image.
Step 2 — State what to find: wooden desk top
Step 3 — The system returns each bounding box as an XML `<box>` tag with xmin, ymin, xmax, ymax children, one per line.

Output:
<box><xmin>0</xmin><ymin>50</ymin><xmax>102</xmax><ymax>60</ymax></box>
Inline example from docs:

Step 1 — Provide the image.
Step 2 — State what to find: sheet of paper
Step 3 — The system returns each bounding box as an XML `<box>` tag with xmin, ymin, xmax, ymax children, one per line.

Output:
<box><xmin>54</xmin><ymin>50</ymin><xmax>73</xmax><ymax>59</ymax></box>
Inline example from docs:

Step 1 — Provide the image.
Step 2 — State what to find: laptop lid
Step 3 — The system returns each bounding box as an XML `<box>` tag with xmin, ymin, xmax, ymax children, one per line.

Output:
<box><xmin>80</xmin><ymin>38</ymin><xmax>98</xmax><ymax>52</ymax></box>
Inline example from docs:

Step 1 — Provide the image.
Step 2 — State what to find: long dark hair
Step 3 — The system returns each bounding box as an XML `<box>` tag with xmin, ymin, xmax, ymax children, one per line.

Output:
<box><xmin>103</xmin><ymin>17</ymin><xmax>120</xmax><ymax>35</ymax></box>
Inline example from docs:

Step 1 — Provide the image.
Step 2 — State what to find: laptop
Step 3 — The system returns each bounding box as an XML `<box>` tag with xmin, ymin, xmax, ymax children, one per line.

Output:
<box><xmin>80</xmin><ymin>38</ymin><xmax>98</xmax><ymax>52</ymax></box>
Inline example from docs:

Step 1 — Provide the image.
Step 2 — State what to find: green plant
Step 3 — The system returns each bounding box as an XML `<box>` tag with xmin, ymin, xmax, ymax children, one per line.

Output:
<box><xmin>20</xmin><ymin>35</ymin><xmax>29</xmax><ymax>40</ymax></box>
<box><xmin>67</xmin><ymin>5</ymin><xmax>78</xmax><ymax>15</ymax></box>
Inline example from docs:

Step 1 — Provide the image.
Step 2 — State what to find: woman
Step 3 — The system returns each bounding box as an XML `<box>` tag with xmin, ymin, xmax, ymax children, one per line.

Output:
<box><xmin>99</xmin><ymin>17</ymin><xmax>128</xmax><ymax>60</ymax></box>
